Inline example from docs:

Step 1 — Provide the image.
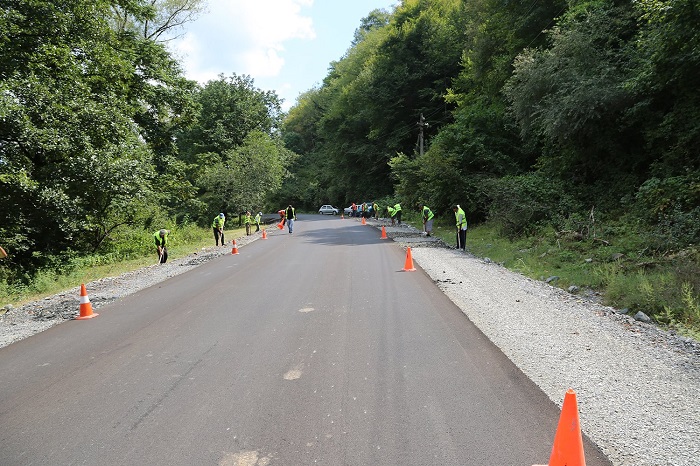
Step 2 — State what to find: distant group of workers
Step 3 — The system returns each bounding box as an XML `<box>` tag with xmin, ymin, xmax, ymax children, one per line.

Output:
<box><xmin>349</xmin><ymin>202</ymin><xmax>403</xmax><ymax>224</ymax></box>
<box><xmin>213</xmin><ymin>211</ymin><xmax>264</xmax><ymax>242</ymax></box>
<box><xmin>153</xmin><ymin>209</ymin><xmax>268</xmax><ymax>264</ymax></box>
<box><xmin>348</xmin><ymin>201</ymin><xmax>467</xmax><ymax>250</ymax></box>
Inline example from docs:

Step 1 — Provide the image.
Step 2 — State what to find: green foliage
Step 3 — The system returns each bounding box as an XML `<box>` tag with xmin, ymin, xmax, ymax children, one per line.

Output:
<box><xmin>195</xmin><ymin>131</ymin><xmax>297</xmax><ymax>216</ymax></box>
<box><xmin>0</xmin><ymin>222</ymin><xmax>215</xmax><ymax>306</ymax></box>
<box><xmin>178</xmin><ymin>74</ymin><xmax>283</xmax><ymax>166</ymax></box>
<box><xmin>633</xmin><ymin>175</ymin><xmax>700</xmax><ymax>250</ymax></box>
<box><xmin>110</xmin><ymin>0</ymin><xmax>207</xmax><ymax>41</ymax></box>
<box><xmin>484</xmin><ymin>173</ymin><xmax>581</xmax><ymax>237</ymax></box>
<box><xmin>506</xmin><ymin>1</ymin><xmax>641</xmax><ymax>188</ymax></box>
<box><xmin>630</xmin><ymin>0</ymin><xmax>700</xmax><ymax>177</ymax></box>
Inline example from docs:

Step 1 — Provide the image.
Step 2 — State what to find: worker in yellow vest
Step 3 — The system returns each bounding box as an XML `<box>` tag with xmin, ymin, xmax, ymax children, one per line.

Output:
<box><xmin>254</xmin><ymin>211</ymin><xmax>262</xmax><ymax>232</ymax></box>
<box><xmin>387</xmin><ymin>205</ymin><xmax>396</xmax><ymax>225</ymax></box>
<box><xmin>393</xmin><ymin>203</ymin><xmax>402</xmax><ymax>224</ymax></box>
<box><xmin>212</xmin><ymin>213</ymin><xmax>225</xmax><ymax>246</ymax></box>
<box><xmin>453</xmin><ymin>204</ymin><xmax>467</xmax><ymax>250</ymax></box>
<box><xmin>422</xmin><ymin>205</ymin><xmax>434</xmax><ymax>236</ymax></box>
<box><xmin>153</xmin><ymin>229</ymin><xmax>170</xmax><ymax>263</ymax></box>
<box><xmin>244</xmin><ymin>211</ymin><xmax>252</xmax><ymax>236</ymax></box>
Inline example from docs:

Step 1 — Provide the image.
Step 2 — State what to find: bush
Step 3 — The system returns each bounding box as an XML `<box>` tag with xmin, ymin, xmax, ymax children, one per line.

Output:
<box><xmin>485</xmin><ymin>173</ymin><xmax>581</xmax><ymax>237</ymax></box>
<box><xmin>634</xmin><ymin>175</ymin><xmax>700</xmax><ymax>251</ymax></box>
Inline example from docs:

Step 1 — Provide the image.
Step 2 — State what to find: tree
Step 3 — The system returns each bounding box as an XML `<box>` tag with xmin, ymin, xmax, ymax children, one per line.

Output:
<box><xmin>630</xmin><ymin>0</ymin><xmax>700</xmax><ymax>176</ymax></box>
<box><xmin>175</xmin><ymin>75</ymin><xmax>289</xmax><ymax>218</ymax></box>
<box><xmin>110</xmin><ymin>0</ymin><xmax>208</xmax><ymax>41</ymax></box>
<box><xmin>177</xmin><ymin>74</ymin><xmax>283</xmax><ymax>168</ymax></box>
<box><xmin>0</xmin><ymin>0</ymin><xmax>196</xmax><ymax>279</ymax></box>
<box><xmin>309</xmin><ymin>0</ymin><xmax>465</xmax><ymax>202</ymax></box>
<box><xmin>196</xmin><ymin>131</ymin><xmax>296</xmax><ymax>215</ymax></box>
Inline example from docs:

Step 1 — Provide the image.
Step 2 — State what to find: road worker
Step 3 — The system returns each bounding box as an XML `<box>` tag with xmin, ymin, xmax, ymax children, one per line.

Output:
<box><xmin>387</xmin><ymin>205</ymin><xmax>396</xmax><ymax>225</ymax></box>
<box><xmin>212</xmin><ymin>213</ymin><xmax>225</xmax><ymax>246</ymax></box>
<box><xmin>254</xmin><ymin>211</ymin><xmax>262</xmax><ymax>232</ymax></box>
<box><xmin>393</xmin><ymin>203</ymin><xmax>402</xmax><ymax>225</ymax></box>
<box><xmin>244</xmin><ymin>211</ymin><xmax>252</xmax><ymax>236</ymax></box>
<box><xmin>285</xmin><ymin>204</ymin><xmax>297</xmax><ymax>234</ymax></box>
<box><xmin>154</xmin><ymin>229</ymin><xmax>170</xmax><ymax>264</ymax></box>
<box><xmin>422</xmin><ymin>204</ymin><xmax>434</xmax><ymax>236</ymax></box>
<box><xmin>453</xmin><ymin>204</ymin><xmax>467</xmax><ymax>250</ymax></box>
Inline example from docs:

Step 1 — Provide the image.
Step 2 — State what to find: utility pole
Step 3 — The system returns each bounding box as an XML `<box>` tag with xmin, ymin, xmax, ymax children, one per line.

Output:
<box><xmin>416</xmin><ymin>113</ymin><xmax>429</xmax><ymax>157</ymax></box>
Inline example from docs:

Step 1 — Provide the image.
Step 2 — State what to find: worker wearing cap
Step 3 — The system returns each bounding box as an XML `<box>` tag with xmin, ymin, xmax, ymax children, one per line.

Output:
<box><xmin>153</xmin><ymin>229</ymin><xmax>170</xmax><ymax>264</ymax></box>
<box><xmin>453</xmin><ymin>204</ymin><xmax>467</xmax><ymax>250</ymax></box>
<box><xmin>254</xmin><ymin>211</ymin><xmax>262</xmax><ymax>232</ymax></box>
<box><xmin>212</xmin><ymin>213</ymin><xmax>225</xmax><ymax>246</ymax></box>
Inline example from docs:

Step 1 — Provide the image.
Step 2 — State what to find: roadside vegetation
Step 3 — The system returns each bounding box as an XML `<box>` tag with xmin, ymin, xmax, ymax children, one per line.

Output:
<box><xmin>0</xmin><ymin>224</ymin><xmax>243</xmax><ymax>307</ymax></box>
<box><xmin>406</xmin><ymin>213</ymin><xmax>700</xmax><ymax>341</ymax></box>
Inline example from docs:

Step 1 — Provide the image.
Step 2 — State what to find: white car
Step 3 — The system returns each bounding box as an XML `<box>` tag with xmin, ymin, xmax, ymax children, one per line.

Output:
<box><xmin>318</xmin><ymin>205</ymin><xmax>339</xmax><ymax>215</ymax></box>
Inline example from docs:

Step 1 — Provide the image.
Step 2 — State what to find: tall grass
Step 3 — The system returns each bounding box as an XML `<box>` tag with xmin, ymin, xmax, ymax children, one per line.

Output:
<box><xmin>0</xmin><ymin>224</ymin><xmax>244</xmax><ymax>307</ymax></box>
<box><xmin>413</xmin><ymin>216</ymin><xmax>700</xmax><ymax>341</ymax></box>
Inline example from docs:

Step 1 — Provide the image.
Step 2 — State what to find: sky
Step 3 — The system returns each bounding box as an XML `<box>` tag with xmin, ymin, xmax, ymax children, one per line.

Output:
<box><xmin>169</xmin><ymin>0</ymin><xmax>398</xmax><ymax>111</ymax></box>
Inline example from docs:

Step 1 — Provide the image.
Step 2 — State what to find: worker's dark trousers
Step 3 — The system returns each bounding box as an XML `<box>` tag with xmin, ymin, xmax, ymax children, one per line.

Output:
<box><xmin>158</xmin><ymin>247</ymin><xmax>168</xmax><ymax>263</ymax></box>
<box><xmin>457</xmin><ymin>229</ymin><xmax>466</xmax><ymax>250</ymax></box>
<box><xmin>213</xmin><ymin>228</ymin><xmax>224</xmax><ymax>245</ymax></box>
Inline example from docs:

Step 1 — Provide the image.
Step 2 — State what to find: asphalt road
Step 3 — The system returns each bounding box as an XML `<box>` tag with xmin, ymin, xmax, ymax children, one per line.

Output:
<box><xmin>0</xmin><ymin>215</ymin><xmax>610</xmax><ymax>465</ymax></box>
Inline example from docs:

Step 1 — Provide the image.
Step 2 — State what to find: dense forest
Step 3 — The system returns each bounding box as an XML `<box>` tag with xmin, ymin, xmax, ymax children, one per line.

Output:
<box><xmin>280</xmin><ymin>0</ymin><xmax>698</xmax><ymax>241</ymax></box>
<box><xmin>2</xmin><ymin>0</ymin><xmax>699</xmax><ymax>327</ymax></box>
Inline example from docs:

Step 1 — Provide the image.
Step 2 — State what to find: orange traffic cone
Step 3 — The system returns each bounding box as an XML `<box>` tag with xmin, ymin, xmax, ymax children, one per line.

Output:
<box><xmin>76</xmin><ymin>284</ymin><xmax>98</xmax><ymax>320</ymax></box>
<box><xmin>403</xmin><ymin>247</ymin><xmax>416</xmax><ymax>271</ymax></box>
<box><xmin>262</xmin><ymin>229</ymin><xmax>268</xmax><ymax>239</ymax></box>
<box><xmin>548</xmin><ymin>389</ymin><xmax>586</xmax><ymax>466</ymax></box>
<box><xmin>381</xmin><ymin>225</ymin><xmax>388</xmax><ymax>239</ymax></box>
<box><xmin>361</xmin><ymin>216</ymin><xmax>367</xmax><ymax>225</ymax></box>
<box><xmin>231</xmin><ymin>240</ymin><xmax>239</xmax><ymax>255</ymax></box>
<box><xmin>277</xmin><ymin>222</ymin><xmax>284</xmax><ymax>230</ymax></box>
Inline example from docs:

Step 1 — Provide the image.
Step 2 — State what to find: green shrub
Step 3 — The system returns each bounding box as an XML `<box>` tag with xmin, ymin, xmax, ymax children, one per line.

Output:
<box><xmin>634</xmin><ymin>175</ymin><xmax>700</xmax><ymax>251</ymax></box>
<box><xmin>485</xmin><ymin>173</ymin><xmax>581</xmax><ymax>237</ymax></box>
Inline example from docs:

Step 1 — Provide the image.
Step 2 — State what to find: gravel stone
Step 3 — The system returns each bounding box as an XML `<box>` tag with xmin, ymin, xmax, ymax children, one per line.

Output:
<box><xmin>2</xmin><ymin>221</ymin><xmax>699</xmax><ymax>465</ymax></box>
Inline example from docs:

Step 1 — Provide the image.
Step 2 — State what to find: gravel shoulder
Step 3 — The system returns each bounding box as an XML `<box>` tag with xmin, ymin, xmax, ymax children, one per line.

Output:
<box><xmin>2</xmin><ymin>220</ymin><xmax>699</xmax><ymax>465</ymax></box>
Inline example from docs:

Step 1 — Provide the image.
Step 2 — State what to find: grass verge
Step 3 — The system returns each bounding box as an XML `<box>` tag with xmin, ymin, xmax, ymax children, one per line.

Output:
<box><xmin>0</xmin><ymin>225</ymin><xmax>248</xmax><ymax>307</ymax></box>
<box><xmin>411</xmin><ymin>216</ymin><xmax>700</xmax><ymax>341</ymax></box>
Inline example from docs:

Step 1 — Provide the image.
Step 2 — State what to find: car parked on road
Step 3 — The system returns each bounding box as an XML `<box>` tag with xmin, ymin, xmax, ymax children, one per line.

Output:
<box><xmin>318</xmin><ymin>205</ymin><xmax>339</xmax><ymax>215</ymax></box>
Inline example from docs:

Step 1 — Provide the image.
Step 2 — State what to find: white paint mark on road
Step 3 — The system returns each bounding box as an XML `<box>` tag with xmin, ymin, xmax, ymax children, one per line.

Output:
<box><xmin>283</xmin><ymin>364</ymin><xmax>303</xmax><ymax>380</ymax></box>
<box><xmin>219</xmin><ymin>450</ymin><xmax>271</xmax><ymax>466</ymax></box>
<box><xmin>298</xmin><ymin>307</ymin><xmax>314</xmax><ymax>313</ymax></box>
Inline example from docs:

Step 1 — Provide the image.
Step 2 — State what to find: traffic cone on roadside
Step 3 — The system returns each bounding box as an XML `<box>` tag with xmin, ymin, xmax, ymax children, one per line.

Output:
<box><xmin>381</xmin><ymin>226</ymin><xmax>388</xmax><ymax>239</ymax></box>
<box><xmin>231</xmin><ymin>240</ymin><xmax>239</xmax><ymax>255</ymax></box>
<box><xmin>76</xmin><ymin>284</ymin><xmax>98</xmax><ymax>320</ymax></box>
<box><xmin>277</xmin><ymin>222</ymin><xmax>284</xmax><ymax>230</ymax></box>
<box><xmin>262</xmin><ymin>229</ymin><xmax>268</xmax><ymax>239</ymax></box>
<box><xmin>361</xmin><ymin>216</ymin><xmax>366</xmax><ymax>225</ymax></box>
<box><xmin>402</xmin><ymin>247</ymin><xmax>416</xmax><ymax>271</ymax></box>
<box><xmin>547</xmin><ymin>388</ymin><xmax>586</xmax><ymax>466</ymax></box>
